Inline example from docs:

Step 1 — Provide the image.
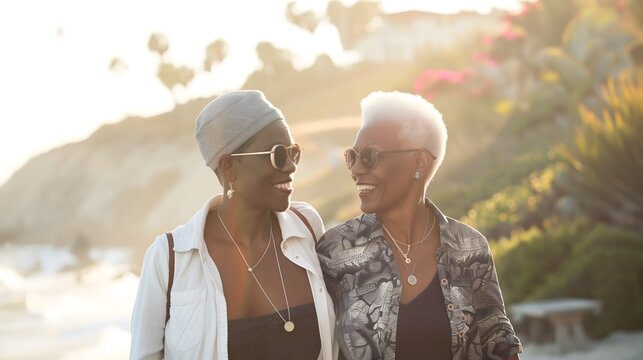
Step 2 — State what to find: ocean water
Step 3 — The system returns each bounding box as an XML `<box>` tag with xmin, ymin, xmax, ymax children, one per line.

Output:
<box><xmin>0</xmin><ymin>244</ymin><xmax>138</xmax><ymax>360</ymax></box>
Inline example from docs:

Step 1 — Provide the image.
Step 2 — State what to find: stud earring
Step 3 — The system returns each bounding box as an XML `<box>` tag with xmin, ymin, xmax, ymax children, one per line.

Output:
<box><xmin>414</xmin><ymin>171</ymin><xmax>421</xmax><ymax>182</ymax></box>
<box><xmin>226</xmin><ymin>182</ymin><xmax>235</xmax><ymax>199</ymax></box>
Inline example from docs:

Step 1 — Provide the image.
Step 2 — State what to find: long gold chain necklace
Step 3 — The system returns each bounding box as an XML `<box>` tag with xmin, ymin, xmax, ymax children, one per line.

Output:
<box><xmin>217</xmin><ymin>210</ymin><xmax>295</xmax><ymax>332</ymax></box>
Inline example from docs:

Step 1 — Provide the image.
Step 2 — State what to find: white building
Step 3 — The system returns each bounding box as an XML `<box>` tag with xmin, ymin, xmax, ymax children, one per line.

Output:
<box><xmin>353</xmin><ymin>10</ymin><xmax>503</xmax><ymax>63</ymax></box>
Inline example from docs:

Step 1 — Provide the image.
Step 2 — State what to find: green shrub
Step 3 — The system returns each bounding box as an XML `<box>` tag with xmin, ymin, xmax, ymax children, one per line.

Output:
<box><xmin>461</xmin><ymin>164</ymin><xmax>563</xmax><ymax>239</ymax></box>
<box><xmin>492</xmin><ymin>220</ymin><xmax>585</xmax><ymax>304</ymax></box>
<box><xmin>433</xmin><ymin>122</ymin><xmax>561</xmax><ymax>219</ymax></box>
<box><xmin>494</xmin><ymin>221</ymin><xmax>643</xmax><ymax>338</ymax></box>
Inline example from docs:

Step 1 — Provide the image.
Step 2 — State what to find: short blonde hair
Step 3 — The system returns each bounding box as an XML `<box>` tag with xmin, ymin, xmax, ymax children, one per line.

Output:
<box><xmin>360</xmin><ymin>91</ymin><xmax>447</xmax><ymax>183</ymax></box>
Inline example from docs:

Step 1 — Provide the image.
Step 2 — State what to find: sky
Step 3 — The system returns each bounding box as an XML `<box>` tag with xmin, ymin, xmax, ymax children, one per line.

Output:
<box><xmin>0</xmin><ymin>0</ymin><xmax>526</xmax><ymax>186</ymax></box>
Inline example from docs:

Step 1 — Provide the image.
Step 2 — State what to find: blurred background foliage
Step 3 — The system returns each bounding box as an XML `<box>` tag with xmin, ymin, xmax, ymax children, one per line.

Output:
<box><xmin>436</xmin><ymin>0</ymin><xmax>643</xmax><ymax>337</ymax></box>
<box><xmin>492</xmin><ymin>221</ymin><xmax>643</xmax><ymax>338</ymax></box>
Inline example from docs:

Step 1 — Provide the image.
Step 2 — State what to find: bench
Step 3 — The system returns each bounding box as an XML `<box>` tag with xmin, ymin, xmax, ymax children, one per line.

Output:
<box><xmin>510</xmin><ymin>297</ymin><xmax>602</xmax><ymax>354</ymax></box>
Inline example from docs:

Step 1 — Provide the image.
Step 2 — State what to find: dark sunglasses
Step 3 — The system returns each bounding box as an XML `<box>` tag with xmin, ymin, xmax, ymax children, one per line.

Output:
<box><xmin>344</xmin><ymin>147</ymin><xmax>423</xmax><ymax>170</ymax></box>
<box><xmin>230</xmin><ymin>143</ymin><xmax>302</xmax><ymax>170</ymax></box>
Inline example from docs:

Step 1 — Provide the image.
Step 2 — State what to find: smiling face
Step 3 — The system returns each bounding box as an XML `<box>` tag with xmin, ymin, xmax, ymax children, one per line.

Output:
<box><xmin>350</xmin><ymin>121</ymin><xmax>421</xmax><ymax>214</ymax></box>
<box><xmin>226</xmin><ymin>120</ymin><xmax>297</xmax><ymax>212</ymax></box>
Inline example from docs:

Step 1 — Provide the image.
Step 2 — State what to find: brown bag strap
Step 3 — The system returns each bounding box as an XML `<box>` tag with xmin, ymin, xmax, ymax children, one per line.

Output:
<box><xmin>290</xmin><ymin>207</ymin><xmax>317</xmax><ymax>242</ymax></box>
<box><xmin>165</xmin><ymin>232</ymin><xmax>175</xmax><ymax>325</ymax></box>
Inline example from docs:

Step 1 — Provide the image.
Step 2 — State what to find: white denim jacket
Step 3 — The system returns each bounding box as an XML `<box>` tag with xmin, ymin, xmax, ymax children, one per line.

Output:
<box><xmin>130</xmin><ymin>195</ymin><xmax>338</xmax><ymax>360</ymax></box>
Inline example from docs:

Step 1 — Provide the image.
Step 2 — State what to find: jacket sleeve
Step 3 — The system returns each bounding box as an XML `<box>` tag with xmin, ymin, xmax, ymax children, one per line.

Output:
<box><xmin>472</xmin><ymin>238</ymin><xmax>522</xmax><ymax>360</ymax></box>
<box><xmin>315</xmin><ymin>225</ymin><xmax>342</xmax><ymax>304</ymax></box>
<box><xmin>130</xmin><ymin>236</ymin><xmax>169</xmax><ymax>360</ymax></box>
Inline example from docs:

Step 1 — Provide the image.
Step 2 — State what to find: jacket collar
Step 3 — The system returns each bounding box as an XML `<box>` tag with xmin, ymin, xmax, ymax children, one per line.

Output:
<box><xmin>172</xmin><ymin>195</ymin><xmax>309</xmax><ymax>252</ymax></box>
<box><xmin>275</xmin><ymin>207</ymin><xmax>310</xmax><ymax>246</ymax></box>
<box><xmin>173</xmin><ymin>195</ymin><xmax>223</xmax><ymax>252</ymax></box>
<box><xmin>425</xmin><ymin>198</ymin><xmax>461</xmax><ymax>250</ymax></box>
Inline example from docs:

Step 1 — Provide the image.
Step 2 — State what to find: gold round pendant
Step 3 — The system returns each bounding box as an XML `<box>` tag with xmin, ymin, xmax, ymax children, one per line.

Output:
<box><xmin>405</xmin><ymin>258</ymin><xmax>411</xmax><ymax>264</ymax></box>
<box><xmin>284</xmin><ymin>321</ymin><xmax>295</xmax><ymax>332</ymax></box>
<box><xmin>408</xmin><ymin>275</ymin><xmax>417</xmax><ymax>285</ymax></box>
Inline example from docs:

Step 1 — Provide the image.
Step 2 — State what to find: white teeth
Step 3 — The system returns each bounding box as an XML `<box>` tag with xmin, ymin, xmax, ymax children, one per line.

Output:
<box><xmin>274</xmin><ymin>182</ymin><xmax>292</xmax><ymax>190</ymax></box>
<box><xmin>357</xmin><ymin>184</ymin><xmax>376</xmax><ymax>192</ymax></box>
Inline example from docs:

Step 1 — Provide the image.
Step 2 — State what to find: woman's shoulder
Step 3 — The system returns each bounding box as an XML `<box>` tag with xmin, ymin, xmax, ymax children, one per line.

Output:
<box><xmin>317</xmin><ymin>213</ymin><xmax>375</xmax><ymax>250</ymax></box>
<box><xmin>289</xmin><ymin>201</ymin><xmax>322</xmax><ymax>221</ymax></box>
<box><xmin>147</xmin><ymin>233</ymin><xmax>171</xmax><ymax>260</ymax></box>
<box><xmin>441</xmin><ymin>215</ymin><xmax>491</xmax><ymax>251</ymax></box>
<box><xmin>325</xmin><ymin>213</ymin><xmax>369</xmax><ymax>234</ymax></box>
<box><xmin>288</xmin><ymin>201</ymin><xmax>325</xmax><ymax>239</ymax></box>
<box><xmin>136</xmin><ymin>233</ymin><xmax>171</xmax><ymax>284</ymax></box>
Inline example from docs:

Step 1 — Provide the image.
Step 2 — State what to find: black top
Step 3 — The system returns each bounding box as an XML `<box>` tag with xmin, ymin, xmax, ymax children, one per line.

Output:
<box><xmin>396</xmin><ymin>273</ymin><xmax>453</xmax><ymax>359</ymax></box>
<box><xmin>228</xmin><ymin>303</ymin><xmax>321</xmax><ymax>360</ymax></box>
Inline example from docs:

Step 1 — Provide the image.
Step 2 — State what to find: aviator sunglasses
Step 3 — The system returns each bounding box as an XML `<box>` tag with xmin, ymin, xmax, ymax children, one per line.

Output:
<box><xmin>230</xmin><ymin>143</ymin><xmax>302</xmax><ymax>170</ymax></box>
<box><xmin>344</xmin><ymin>147</ymin><xmax>429</xmax><ymax>170</ymax></box>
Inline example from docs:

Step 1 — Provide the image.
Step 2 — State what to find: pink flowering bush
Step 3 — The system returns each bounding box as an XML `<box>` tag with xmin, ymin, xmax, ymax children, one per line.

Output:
<box><xmin>413</xmin><ymin>69</ymin><xmax>473</xmax><ymax>99</ymax></box>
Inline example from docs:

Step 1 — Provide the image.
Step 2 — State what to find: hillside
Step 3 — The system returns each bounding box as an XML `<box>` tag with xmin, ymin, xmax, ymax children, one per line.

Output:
<box><xmin>0</xmin><ymin>101</ymin><xmax>216</xmax><ymax>257</ymax></box>
<box><xmin>0</xmin><ymin>59</ymin><xmax>566</xmax><ymax>264</ymax></box>
<box><xmin>0</xmin><ymin>63</ymin><xmax>412</xmax><ymax>258</ymax></box>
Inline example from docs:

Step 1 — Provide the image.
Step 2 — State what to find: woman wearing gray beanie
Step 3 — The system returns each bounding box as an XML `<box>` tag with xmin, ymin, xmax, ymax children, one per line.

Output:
<box><xmin>130</xmin><ymin>90</ymin><xmax>338</xmax><ymax>359</ymax></box>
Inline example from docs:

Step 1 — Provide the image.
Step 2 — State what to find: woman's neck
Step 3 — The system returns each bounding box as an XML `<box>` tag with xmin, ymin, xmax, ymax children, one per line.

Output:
<box><xmin>378</xmin><ymin>196</ymin><xmax>430</xmax><ymax>245</ymax></box>
<box><xmin>217</xmin><ymin>198</ymin><xmax>273</xmax><ymax>248</ymax></box>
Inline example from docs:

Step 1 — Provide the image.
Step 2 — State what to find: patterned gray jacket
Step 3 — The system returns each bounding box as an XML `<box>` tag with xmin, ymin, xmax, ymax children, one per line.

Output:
<box><xmin>316</xmin><ymin>201</ymin><xmax>522</xmax><ymax>360</ymax></box>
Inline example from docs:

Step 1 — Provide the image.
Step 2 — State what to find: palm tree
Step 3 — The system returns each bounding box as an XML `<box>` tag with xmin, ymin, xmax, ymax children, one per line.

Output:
<box><xmin>203</xmin><ymin>39</ymin><xmax>228</xmax><ymax>72</ymax></box>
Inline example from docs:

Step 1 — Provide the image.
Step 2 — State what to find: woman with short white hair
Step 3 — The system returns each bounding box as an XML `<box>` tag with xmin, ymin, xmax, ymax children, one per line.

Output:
<box><xmin>317</xmin><ymin>91</ymin><xmax>522</xmax><ymax>360</ymax></box>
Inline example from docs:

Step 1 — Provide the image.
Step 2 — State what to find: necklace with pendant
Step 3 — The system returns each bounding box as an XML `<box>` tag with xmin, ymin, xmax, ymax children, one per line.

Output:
<box><xmin>381</xmin><ymin>212</ymin><xmax>435</xmax><ymax>285</ymax></box>
<box><xmin>218</xmin><ymin>210</ymin><xmax>295</xmax><ymax>332</ymax></box>
<box><xmin>387</xmin><ymin>233</ymin><xmax>419</xmax><ymax>285</ymax></box>
<box><xmin>393</xmin><ymin>214</ymin><xmax>435</xmax><ymax>260</ymax></box>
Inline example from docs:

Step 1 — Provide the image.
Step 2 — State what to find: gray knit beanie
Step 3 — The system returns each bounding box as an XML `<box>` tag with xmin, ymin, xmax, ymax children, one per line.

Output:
<box><xmin>195</xmin><ymin>90</ymin><xmax>284</xmax><ymax>172</ymax></box>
